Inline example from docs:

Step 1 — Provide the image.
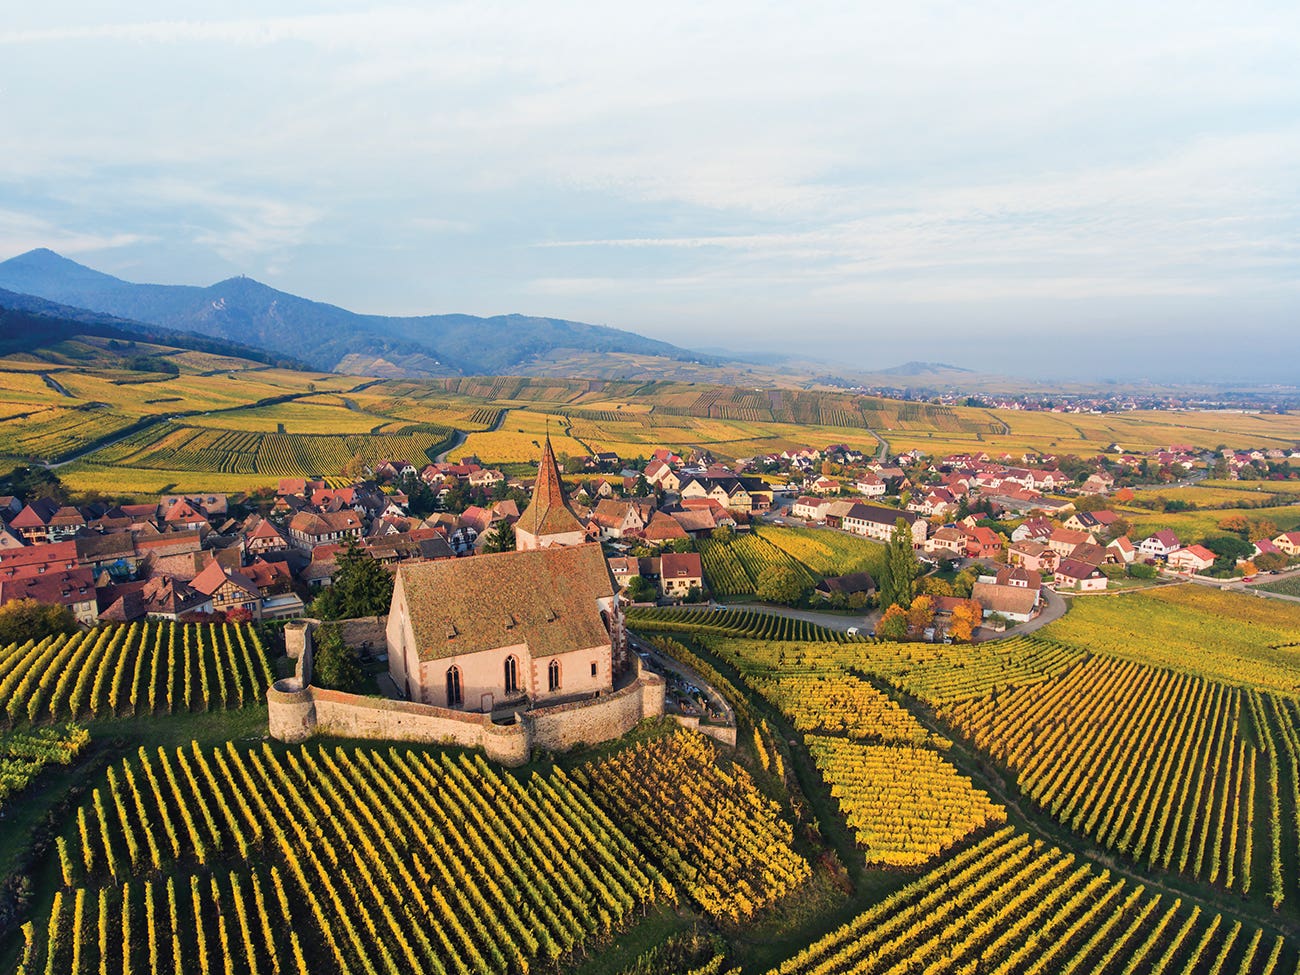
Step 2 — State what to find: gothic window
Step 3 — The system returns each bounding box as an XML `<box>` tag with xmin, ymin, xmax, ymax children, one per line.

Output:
<box><xmin>446</xmin><ymin>665</ymin><xmax>462</xmax><ymax>707</ymax></box>
<box><xmin>548</xmin><ymin>659</ymin><xmax>561</xmax><ymax>692</ymax></box>
<box><xmin>504</xmin><ymin>655</ymin><xmax>519</xmax><ymax>694</ymax></box>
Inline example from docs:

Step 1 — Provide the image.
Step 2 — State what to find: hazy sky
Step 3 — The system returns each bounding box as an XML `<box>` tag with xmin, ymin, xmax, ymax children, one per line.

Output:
<box><xmin>1</xmin><ymin>2</ymin><xmax>1297</xmax><ymax>381</ymax></box>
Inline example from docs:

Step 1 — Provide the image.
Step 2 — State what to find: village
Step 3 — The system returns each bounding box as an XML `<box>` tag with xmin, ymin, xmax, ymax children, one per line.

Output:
<box><xmin>2</xmin><ymin>435</ymin><xmax>1297</xmax><ymax>642</ymax></box>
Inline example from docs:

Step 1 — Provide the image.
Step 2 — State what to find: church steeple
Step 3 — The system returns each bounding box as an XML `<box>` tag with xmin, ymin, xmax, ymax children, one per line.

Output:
<box><xmin>514</xmin><ymin>434</ymin><xmax>586</xmax><ymax>550</ymax></box>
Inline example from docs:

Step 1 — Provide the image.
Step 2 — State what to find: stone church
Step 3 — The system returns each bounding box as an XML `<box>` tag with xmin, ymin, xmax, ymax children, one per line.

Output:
<box><xmin>386</xmin><ymin>437</ymin><xmax>626</xmax><ymax>711</ymax></box>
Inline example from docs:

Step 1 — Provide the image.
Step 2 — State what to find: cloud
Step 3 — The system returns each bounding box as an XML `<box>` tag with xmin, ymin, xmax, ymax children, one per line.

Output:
<box><xmin>0</xmin><ymin>209</ymin><xmax>146</xmax><ymax>257</ymax></box>
<box><xmin>0</xmin><ymin>1</ymin><xmax>1296</xmax><ymax>378</ymax></box>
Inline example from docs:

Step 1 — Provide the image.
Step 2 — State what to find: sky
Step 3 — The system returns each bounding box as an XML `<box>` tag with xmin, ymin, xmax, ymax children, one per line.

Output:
<box><xmin>0</xmin><ymin>1</ymin><xmax>1297</xmax><ymax>382</ymax></box>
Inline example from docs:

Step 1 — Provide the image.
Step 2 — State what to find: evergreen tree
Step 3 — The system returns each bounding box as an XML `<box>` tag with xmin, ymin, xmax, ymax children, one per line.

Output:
<box><xmin>312</xmin><ymin>623</ymin><xmax>363</xmax><ymax>692</ymax></box>
<box><xmin>482</xmin><ymin>518</ymin><xmax>516</xmax><ymax>553</ymax></box>
<box><xmin>311</xmin><ymin>541</ymin><xmax>394</xmax><ymax>620</ymax></box>
<box><xmin>880</xmin><ymin>518</ymin><xmax>920</xmax><ymax>609</ymax></box>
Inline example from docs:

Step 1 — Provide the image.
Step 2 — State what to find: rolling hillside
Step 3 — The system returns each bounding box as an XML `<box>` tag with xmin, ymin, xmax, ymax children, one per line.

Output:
<box><xmin>0</xmin><ymin>248</ymin><xmax>720</xmax><ymax>377</ymax></box>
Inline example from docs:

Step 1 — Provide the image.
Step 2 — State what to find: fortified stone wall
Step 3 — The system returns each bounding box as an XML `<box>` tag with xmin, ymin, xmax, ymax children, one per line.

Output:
<box><xmin>671</xmin><ymin>715</ymin><xmax>738</xmax><ymax>747</ymax></box>
<box><xmin>528</xmin><ymin>666</ymin><xmax>665</xmax><ymax>752</ymax></box>
<box><xmin>285</xmin><ymin>616</ymin><xmax>387</xmax><ymax>657</ymax></box>
<box><xmin>267</xmin><ymin>620</ymin><xmax>664</xmax><ymax>766</ymax></box>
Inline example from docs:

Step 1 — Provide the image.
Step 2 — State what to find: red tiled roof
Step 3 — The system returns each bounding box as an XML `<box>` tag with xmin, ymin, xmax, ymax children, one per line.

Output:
<box><xmin>660</xmin><ymin>552</ymin><xmax>703</xmax><ymax>580</ymax></box>
<box><xmin>396</xmin><ymin>543</ymin><xmax>613</xmax><ymax>662</ymax></box>
<box><xmin>515</xmin><ymin>437</ymin><xmax>585</xmax><ymax>539</ymax></box>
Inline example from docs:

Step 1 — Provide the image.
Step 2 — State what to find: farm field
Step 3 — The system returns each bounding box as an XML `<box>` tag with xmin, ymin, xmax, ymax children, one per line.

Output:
<box><xmin>807</xmin><ymin>736</ymin><xmax>1004</xmax><ymax>866</ymax></box>
<box><xmin>1256</xmin><ymin>577</ymin><xmax>1300</xmax><ymax>598</ymax></box>
<box><xmin>1125</xmin><ymin>485</ymin><xmax>1287</xmax><ymax>509</ymax></box>
<box><xmin>577</xmin><ymin>730</ymin><xmax>809</xmax><ymax>922</ymax></box>
<box><xmin>183</xmin><ymin>398</ymin><xmax>393</xmax><ymax>434</ymax></box>
<box><xmin>27</xmin><ymin>741</ymin><xmax>668</xmax><ymax>974</ymax></box>
<box><xmin>1124</xmin><ymin>505</ymin><xmax>1300</xmax><ymax>542</ymax></box>
<box><xmin>451</xmin><ymin>409</ymin><xmax>591</xmax><ymax>464</ymax></box>
<box><xmin>0</xmin><ymin>621</ymin><xmax>274</xmax><ymax>725</ymax></box>
<box><xmin>75</xmin><ymin>420</ymin><xmax>452</xmax><ymax>485</ymax></box>
<box><xmin>694</xmin><ymin>526</ymin><xmax>888</xmax><ymax>598</ymax></box>
<box><xmin>943</xmin><ymin>655</ymin><xmax>1261</xmax><ymax>899</ymax></box>
<box><xmin>4</xmin><ymin>334</ymin><xmax>1297</xmax><ymax>500</ymax></box>
<box><xmin>1038</xmin><ymin>586</ymin><xmax>1300</xmax><ymax>695</ymax></box>
<box><xmin>0</xmin><ymin>725</ymin><xmax>88</xmax><ymax>808</ymax></box>
<box><xmin>772</xmin><ymin>826</ymin><xmax>1287</xmax><ymax>975</ymax></box>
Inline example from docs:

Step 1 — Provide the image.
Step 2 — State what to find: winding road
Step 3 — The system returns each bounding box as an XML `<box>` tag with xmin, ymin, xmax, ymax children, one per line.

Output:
<box><xmin>659</xmin><ymin>580</ymin><xmax>1068</xmax><ymax>643</ymax></box>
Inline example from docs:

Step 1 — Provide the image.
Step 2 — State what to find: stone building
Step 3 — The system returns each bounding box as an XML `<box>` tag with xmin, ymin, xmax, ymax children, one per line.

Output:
<box><xmin>387</xmin><ymin>436</ymin><xmax>628</xmax><ymax>711</ymax></box>
<box><xmin>386</xmin><ymin>543</ymin><xmax>621</xmax><ymax>711</ymax></box>
<box><xmin>514</xmin><ymin>436</ymin><xmax>588</xmax><ymax>550</ymax></box>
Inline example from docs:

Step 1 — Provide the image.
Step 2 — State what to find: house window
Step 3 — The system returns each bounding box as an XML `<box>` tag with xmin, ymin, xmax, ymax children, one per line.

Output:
<box><xmin>547</xmin><ymin>659</ymin><xmax>561</xmax><ymax>692</ymax></box>
<box><xmin>504</xmin><ymin>655</ymin><xmax>519</xmax><ymax>694</ymax></box>
<box><xmin>446</xmin><ymin>666</ymin><xmax>462</xmax><ymax>707</ymax></box>
<box><xmin>590</xmin><ymin>662</ymin><xmax>598</xmax><ymax>678</ymax></box>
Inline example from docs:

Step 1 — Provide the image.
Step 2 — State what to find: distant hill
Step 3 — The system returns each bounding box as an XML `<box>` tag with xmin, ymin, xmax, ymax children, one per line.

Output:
<box><xmin>0</xmin><ymin>287</ymin><xmax>307</xmax><ymax>368</ymax></box>
<box><xmin>0</xmin><ymin>249</ymin><xmax>723</xmax><ymax>377</ymax></box>
<box><xmin>875</xmin><ymin>361</ymin><xmax>973</xmax><ymax>377</ymax></box>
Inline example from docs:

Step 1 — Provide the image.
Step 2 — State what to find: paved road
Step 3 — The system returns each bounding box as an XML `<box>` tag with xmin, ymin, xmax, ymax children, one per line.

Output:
<box><xmin>976</xmin><ymin>585</ymin><xmax>1067</xmax><ymax>641</ymax></box>
<box><xmin>663</xmin><ymin>582</ymin><xmax>1067</xmax><ymax>644</ymax></box>
<box><xmin>629</xmin><ymin>637</ymin><xmax>736</xmax><ymax>727</ymax></box>
<box><xmin>435</xmin><ymin>407</ymin><xmax>507</xmax><ymax>462</ymax></box>
<box><xmin>726</xmin><ymin>601</ymin><xmax>877</xmax><ymax>634</ymax></box>
<box><xmin>1183</xmin><ymin>570</ymin><xmax>1300</xmax><ymax>604</ymax></box>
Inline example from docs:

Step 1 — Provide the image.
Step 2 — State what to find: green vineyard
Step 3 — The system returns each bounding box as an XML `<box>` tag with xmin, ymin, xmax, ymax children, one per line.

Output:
<box><xmin>29</xmin><ymin>742</ymin><xmax>668</xmax><ymax>975</ymax></box>
<box><xmin>0</xmin><ymin>622</ymin><xmax>273</xmax><ymax>726</ymax></box>
<box><xmin>696</xmin><ymin>533</ymin><xmax>819</xmax><ymax>597</ymax></box>
<box><xmin>771</xmin><ymin>827</ymin><xmax>1288</xmax><ymax>975</ymax></box>
<box><xmin>806</xmin><ymin>736</ymin><xmax>1005</xmax><ymax>866</ymax></box>
<box><xmin>626</xmin><ymin>607</ymin><xmax>858</xmax><ymax>643</ymax></box>
<box><xmin>0</xmin><ymin>724</ymin><xmax>89</xmax><ymax>807</ymax></box>
<box><xmin>944</xmin><ymin>655</ymin><xmax>1261</xmax><ymax>898</ymax></box>
<box><xmin>577</xmin><ymin>731</ymin><xmax>809</xmax><ymax>922</ymax></box>
<box><xmin>90</xmin><ymin>421</ymin><xmax>453</xmax><ymax>479</ymax></box>
<box><xmin>1</xmin><ymin>407</ymin><xmax>141</xmax><ymax>464</ymax></box>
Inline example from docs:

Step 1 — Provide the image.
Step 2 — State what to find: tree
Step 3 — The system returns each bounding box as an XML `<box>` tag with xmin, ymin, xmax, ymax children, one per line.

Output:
<box><xmin>948</xmin><ymin>599</ymin><xmax>983</xmax><ymax>642</ymax></box>
<box><xmin>1114</xmin><ymin>487</ymin><xmax>1135</xmax><ymax>503</ymax></box>
<box><xmin>399</xmin><ymin>473</ymin><xmax>438</xmax><ymax>516</ymax></box>
<box><xmin>952</xmin><ymin>567</ymin><xmax>980</xmax><ymax>598</ymax></box>
<box><xmin>876</xmin><ymin>604</ymin><xmax>909</xmax><ymax>641</ymax></box>
<box><xmin>0</xmin><ymin>599</ymin><xmax>77</xmax><ymax>646</ymax></box>
<box><xmin>919</xmin><ymin>577</ymin><xmax>955</xmax><ymax>598</ymax></box>
<box><xmin>906</xmin><ymin>595</ymin><xmax>935</xmax><ymax>638</ymax></box>
<box><xmin>1075</xmin><ymin>494</ymin><xmax>1109</xmax><ymax>512</ymax></box>
<box><xmin>1255</xmin><ymin>551</ymin><xmax>1287</xmax><ymax>572</ymax></box>
<box><xmin>342</xmin><ymin>454</ymin><xmax>365</xmax><ymax>481</ymax></box>
<box><xmin>633</xmin><ymin>475</ymin><xmax>650</xmax><ymax>497</ymax></box>
<box><xmin>1218</xmin><ymin>514</ymin><xmax>1250</xmax><ymax>536</ymax></box>
<box><xmin>711</xmin><ymin>525</ymin><xmax>734</xmax><ymax>542</ymax></box>
<box><xmin>482</xmin><ymin>518</ymin><xmax>516</xmax><ymax>553</ymax></box>
<box><xmin>311</xmin><ymin>541</ymin><xmax>394</xmax><ymax>620</ymax></box>
<box><xmin>1202</xmin><ymin>534</ymin><xmax>1253</xmax><ymax>575</ymax></box>
<box><xmin>0</xmin><ymin>466</ymin><xmax>67</xmax><ymax>504</ymax></box>
<box><xmin>224</xmin><ymin>606</ymin><xmax>254</xmax><ymax>624</ymax></box>
<box><xmin>879</xmin><ymin>519</ymin><xmax>920</xmax><ymax>609</ymax></box>
<box><xmin>624</xmin><ymin>576</ymin><xmax>658</xmax><ymax>603</ymax></box>
<box><xmin>312</xmin><ymin>624</ymin><xmax>362</xmax><ymax>692</ymax></box>
<box><xmin>1249</xmin><ymin>519</ymin><xmax>1278</xmax><ymax>544</ymax></box>
<box><xmin>756</xmin><ymin>564</ymin><xmax>804</xmax><ymax>605</ymax></box>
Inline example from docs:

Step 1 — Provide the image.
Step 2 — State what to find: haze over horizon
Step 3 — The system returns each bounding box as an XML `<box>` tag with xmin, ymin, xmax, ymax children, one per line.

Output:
<box><xmin>1</xmin><ymin>2</ymin><xmax>1297</xmax><ymax>382</ymax></box>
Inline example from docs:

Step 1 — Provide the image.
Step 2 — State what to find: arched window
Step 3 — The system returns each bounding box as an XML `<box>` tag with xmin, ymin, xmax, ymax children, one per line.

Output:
<box><xmin>446</xmin><ymin>665</ymin><xmax>462</xmax><ymax>707</ymax></box>
<box><xmin>547</xmin><ymin>659</ymin><xmax>561</xmax><ymax>693</ymax></box>
<box><xmin>504</xmin><ymin>655</ymin><xmax>519</xmax><ymax>694</ymax></box>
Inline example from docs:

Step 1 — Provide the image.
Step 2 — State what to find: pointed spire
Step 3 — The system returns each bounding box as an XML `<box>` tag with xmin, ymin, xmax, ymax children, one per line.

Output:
<box><xmin>515</xmin><ymin>434</ymin><xmax>584</xmax><ymax>547</ymax></box>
